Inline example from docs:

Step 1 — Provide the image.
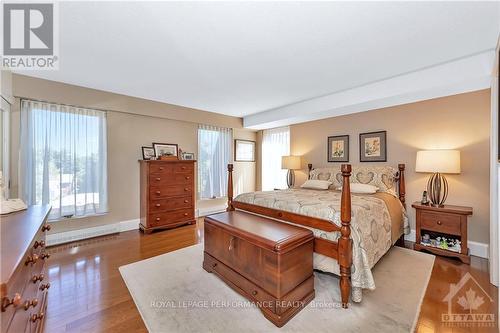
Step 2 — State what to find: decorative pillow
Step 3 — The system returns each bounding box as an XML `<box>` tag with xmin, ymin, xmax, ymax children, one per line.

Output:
<box><xmin>300</xmin><ymin>179</ymin><xmax>332</xmax><ymax>190</ymax></box>
<box><xmin>337</xmin><ymin>183</ymin><xmax>378</xmax><ymax>194</ymax></box>
<box><xmin>309</xmin><ymin>165</ymin><xmax>398</xmax><ymax>196</ymax></box>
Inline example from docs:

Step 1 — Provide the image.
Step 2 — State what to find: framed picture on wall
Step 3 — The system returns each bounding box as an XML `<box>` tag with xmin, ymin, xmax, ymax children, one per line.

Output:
<box><xmin>359</xmin><ymin>131</ymin><xmax>387</xmax><ymax>162</ymax></box>
<box><xmin>327</xmin><ymin>135</ymin><xmax>349</xmax><ymax>162</ymax></box>
<box><xmin>234</xmin><ymin>139</ymin><xmax>255</xmax><ymax>162</ymax></box>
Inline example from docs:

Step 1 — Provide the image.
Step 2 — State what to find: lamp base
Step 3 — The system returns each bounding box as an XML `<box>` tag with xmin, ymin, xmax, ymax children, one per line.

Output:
<box><xmin>286</xmin><ymin>170</ymin><xmax>295</xmax><ymax>189</ymax></box>
<box><xmin>427</xmin><ymin>172</ymin><xmax>448</xmax><ymax>207</ymax></box>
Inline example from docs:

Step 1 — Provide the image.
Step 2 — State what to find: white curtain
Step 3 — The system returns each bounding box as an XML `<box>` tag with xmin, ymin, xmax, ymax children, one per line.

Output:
<box><xmin>19</xmin><ymin>99</ymin><xmax>108</xmax><ymax>220</ymax></box>
<box><xmin>198</xmin><ymin>124</ymin><xmax>232</xmax><ymax>199</ymax></box>
<box><xmin>262</xmin><ymin>126</ymin><xmax>290</xmax><ymax>191</ymax></box>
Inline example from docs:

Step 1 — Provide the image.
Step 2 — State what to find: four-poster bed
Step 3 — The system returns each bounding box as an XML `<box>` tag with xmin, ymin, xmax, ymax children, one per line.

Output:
<box><xmin>225</xmin><ymin>163</ymin><xmax>406</xmax><ymax>307</ymax></box>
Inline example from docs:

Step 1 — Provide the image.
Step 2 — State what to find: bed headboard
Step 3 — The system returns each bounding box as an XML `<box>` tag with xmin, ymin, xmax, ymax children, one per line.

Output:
<box><xmin>308</xmin><ymin>163</ymin><xmax>406</xmax><ymax>207</ymax></box>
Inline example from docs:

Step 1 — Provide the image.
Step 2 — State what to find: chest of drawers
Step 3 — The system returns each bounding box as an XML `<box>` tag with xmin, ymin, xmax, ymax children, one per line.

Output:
<box><xmin>139</xmin><ymin>160</ymin><xmax>196</xmax><ymax>233</ymax></box>
<box><xmin>1</xmin><ymin>205</ymin><xmax>51</xmax><ymax>333</ymax></box>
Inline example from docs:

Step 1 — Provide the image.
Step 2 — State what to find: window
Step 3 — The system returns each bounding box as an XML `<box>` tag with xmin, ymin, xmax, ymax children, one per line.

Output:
<box><xmin>262</xmin><ymin>126</ymin><xmax>290</xmax><ymax>191</ymax></box>
<box><xmin>1</xmin><ymin>97</ymin><xmax>10</xmax><ymax>199</ymax></box>
<box><xmin>19</xmin><ymin>99</ymin><xmax>108</xmax><ymax>220</ymax></box>
<box><xmin>198</xmin><ymin>124</ymin><xmax>232</xmax><ymax>199</ymax></box>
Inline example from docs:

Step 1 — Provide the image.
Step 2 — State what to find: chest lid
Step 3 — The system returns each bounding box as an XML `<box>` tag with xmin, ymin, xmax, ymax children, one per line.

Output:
<box><xmin>205</xmin><ymin>211</ymin><xmax>313</xmax><ymax>253</ymax></box>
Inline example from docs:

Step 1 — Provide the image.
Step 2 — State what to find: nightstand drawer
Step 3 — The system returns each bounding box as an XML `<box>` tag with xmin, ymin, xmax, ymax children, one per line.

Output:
<box><xmin>420</xmin><ymin>211</ymin><xmax>461</xmax><ymax>235</ymax></box>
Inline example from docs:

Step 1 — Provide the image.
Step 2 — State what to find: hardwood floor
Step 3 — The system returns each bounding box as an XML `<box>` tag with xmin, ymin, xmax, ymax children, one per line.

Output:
<box><xmin>43</xmin><ymin>219</ymin><xmax>497</xmax><ymax>332</ymax></box>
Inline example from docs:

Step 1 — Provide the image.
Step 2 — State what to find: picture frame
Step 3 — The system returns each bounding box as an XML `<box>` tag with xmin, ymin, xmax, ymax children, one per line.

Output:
<box><xmin>327</xmin><ymin>135</ymin><xmax>349</xmax><ymax>162</ymax></box>
<box><xmin>181</xmin><ymin>152</ymin><xmax>195</xmax><ymax>160</ymax></box>
<box><xmin>153</xmin><ymin>143</ymin><xmax>178</xmax><ymax>159</ymax></box>
<box><xmin>359</xmin><ymin>131</ymin><xmax>387</xmax><ymax>162</ymax></box>
<box><xmin>234</xmin><ymin>139</ymin><xmax>255</xmax><ymax>162</ymax></box>
<box><xmin>141</xmin><ymin>146</ymin><xmax>155</xmax><ymax>160</ymax></box>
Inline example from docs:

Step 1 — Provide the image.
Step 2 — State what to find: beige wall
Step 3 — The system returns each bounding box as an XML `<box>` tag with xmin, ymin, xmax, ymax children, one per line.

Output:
<box><xmin>1</xmin><ymin>71</ymin><xmax>13</xmax><ymax>104</ymax></box>
<box><xmin>290</xmin><ymin>90</ymin><xmax>491</xmax><ymax>244</ymax></box>
<box><xmin>10</xmin><ymin>74</ymin><xmax>256</xmax><ymax>233</ymax></box>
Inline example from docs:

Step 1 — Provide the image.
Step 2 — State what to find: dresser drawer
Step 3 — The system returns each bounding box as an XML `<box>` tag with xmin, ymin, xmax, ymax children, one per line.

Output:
<box><xmin>149</xmin><ymin>163</ymin><xmax>172</xmax><ymax>174</ymax></box>
<box><xmin>150</xmin><ymin>196</ymin><xmax>193</xmax><ymax>213</ymax></box>
<box><xmin>420</xmin><ymin>211</ymin><xmax>461</xmax><ymax>235</ymax></box>
<box><xmin>173</xmin><ymin>163</ymin><xmax>194</xmax><ymax>173</ymax></box>
<box><xmin>149</xmin><ymin>185</ymin><xmax>193</xmax><ymax>198</ymax></box>
<box><xmin>150</xmin><ymin>173</ymin><xmax>193</xmax><ymax>185</ymax></box>
<box><xmin>149</xmin><ymin>209</ymin><xmax>194</xmax><ymax>226</ymax></box>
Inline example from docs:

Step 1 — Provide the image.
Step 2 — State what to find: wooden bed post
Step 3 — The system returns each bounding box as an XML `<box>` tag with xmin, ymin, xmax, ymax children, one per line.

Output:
<box><xmin>398</xmin><ymin>164</ymin><xmax>406</xmax><ymax>209</ymax></box>
<box><xmin>227</xmin><ymin>164</ymin><xmax>235</xmax><ymax>211</ymax></box>
<box><xmin>339</xmin><ymin>164</ymin><xmax>352</xmax><ymax>308</ymax></box>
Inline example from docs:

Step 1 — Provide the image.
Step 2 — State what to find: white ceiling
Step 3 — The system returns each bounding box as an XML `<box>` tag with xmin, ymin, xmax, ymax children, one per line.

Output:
<box><xmin>17</xmin><ymin>1</ymin><xmax>500</xmax><ymax>128</ymax></box>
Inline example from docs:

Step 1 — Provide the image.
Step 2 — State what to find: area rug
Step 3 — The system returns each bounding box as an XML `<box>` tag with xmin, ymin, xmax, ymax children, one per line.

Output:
<box><xmin>119</xmin><ymin>244</ymin><xmax>434</xmax><ymax>333</ymax></box>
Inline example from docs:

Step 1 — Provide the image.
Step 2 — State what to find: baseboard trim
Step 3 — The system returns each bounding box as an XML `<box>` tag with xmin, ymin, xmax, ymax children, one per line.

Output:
<box><xmin>404</xmin><ymin>229</ymin><xmax>489</xmax><ymax>259</ymax></box>
<box><xmin>46</xmin><ymin>219</ymin><xmax>140</xmax><ymax>246</ymax></box>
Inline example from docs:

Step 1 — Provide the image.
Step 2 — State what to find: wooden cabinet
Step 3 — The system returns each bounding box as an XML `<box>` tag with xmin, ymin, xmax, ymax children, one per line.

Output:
<box><xmin>412</xmin><ymin>202</ymin><xmax>472</xmax><ymax>264</ymax></box>
<box><xmin>203</xmin><ymin>211</ymin><xmax>315</xmax><ymax>327</ymax></box>
<box><xmin>139</xmin><ymin>160</ymin><xmax>196</xmax><ymax>233</ymax></box>
<box><xmin>1</xmin><ymin>205</ymin><xmax>51</xmax><ymax>333</ymax></box>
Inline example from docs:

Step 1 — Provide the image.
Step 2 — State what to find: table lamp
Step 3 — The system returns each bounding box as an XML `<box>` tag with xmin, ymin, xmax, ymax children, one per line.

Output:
<box><xmin>281</xmin><ymin>156</ymin><xmax>301</xmax><ymax>188</ymax></box>
<box><xmin>415</xmin><ymin>150</ymin><xmax>461</xmax><ymax>207</ymax></box>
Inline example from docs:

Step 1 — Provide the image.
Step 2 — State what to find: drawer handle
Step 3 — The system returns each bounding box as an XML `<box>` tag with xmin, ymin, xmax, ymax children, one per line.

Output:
<box><xmin>34</xmin><ymin>240</ymin><xmax>45</xmax><ymax>249</ymax></box>
<box><xmin>30</xmin><ymin>312</ymin><xmax>44</xmax><ymax>323</ymax></box>
<box><xmin>156</xmin><ymin>217</ymin><xmax>161</xmax><ymax>221</ymax></box>
<box><xmin>24</xmin><ymin>298</ymin><xmax>38</xmax><ymax>311</ymax></box>
<box><xmin>184</xmin><ymin>188</ymin><xmax>189</xmax><ymax>191</ymax></box>
<box><xmin>437</xmin><ymin>220</ymin><xmax>442</xmax><ymax>225</ymax></box>
<box><xmin>156</xmin><ymin>177</ymin><xmax>161</xmax><ymax>181</ymax></box>
<box><xmin>39</xmin><ymin>283</ymin><xmax>50</xmax><ymax>291</ymax></box>
<box><xmin>252</xmin><ymin>290</ymin><xmax>258</xmax><ymax>296</ymax></box>
<box><xmin>185</xmin><ymin>176</ymin><xmax>190</xmax><ymax>180</ymax></box>
<box><xmin>181</xmin><ymin>166</ymin><xmax>187</xmax><ymax>170</ymax></box>
<box><xmin>25</xmin><ymin>254</ymin><xmax>39</xmax><ymax>266</ymax></box>
<box><xmin>32</xmin><ymin>274</ymin><xmax>44</xmax><ymax>283</ymax></box>
<box><xmin>183</xmin><ymin>213</ymin><xmax>188</xmax><ymax>216</ymax></box>
<box><xmin>184</xmin><ymin>200</ymin><xmax>189</xmax><ymax>203</ymax></box>
<box><xmin>41</xmin><ymin>253</ymin><xmax>50</xmax><ymax>260</ymax></box>
<box><xmin>159</xmin><ymin>167</ymin><xmax>164</xmax><ymax>170</ymax></box>
<box><xmin>1</xmin><ymin>293</ymin><xmax>22</xmax><ymax>311</ymax></box>
<box><xmin>155</xmin><ymin>204</ymin><xmax>161</xmax><ymax>207</ymax></box>
<box><xmin>156</xmin><ymin>191</ymin><xmax>161</xmax><ymax>195</ymax></box>
<box><xmin>228</xmin><ymin>236</ymin><xmax>235</xmax><ymax>251</ymax></box>
<box><xmin>42</xmin><ymin>224</ymin><xmax>51</xmax><ymax>232</ymax></box>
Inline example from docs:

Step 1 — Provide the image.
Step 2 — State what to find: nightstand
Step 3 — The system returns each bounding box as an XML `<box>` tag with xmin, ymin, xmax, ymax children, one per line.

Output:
<box><xmin>412</xmin><ymin>202</ymin><xmax>473</xmax><ymax>264</ymax></box>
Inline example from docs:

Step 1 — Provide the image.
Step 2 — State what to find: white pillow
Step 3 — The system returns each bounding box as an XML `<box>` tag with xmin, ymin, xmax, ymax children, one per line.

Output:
<box><xmin>337</xmin><ymin>183</ymin><xmax>379</xmax><ymax>194</ymax></box>
<box><xmin>300</xmin><ymin>179</ymin><xmax>332</xmax><ymax>190</ymax></box>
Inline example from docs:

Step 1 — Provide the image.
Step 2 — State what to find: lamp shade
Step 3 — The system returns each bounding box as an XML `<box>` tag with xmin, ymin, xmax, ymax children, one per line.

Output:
<box><xmin>415</xmin><ymin>150</ymin><xmax>461</xmax><ymax>174</ymax></box>
<box><xmin>281</xmin><ymin>155</ymin><xmax>301</xmax><ymax>170</ymax></box>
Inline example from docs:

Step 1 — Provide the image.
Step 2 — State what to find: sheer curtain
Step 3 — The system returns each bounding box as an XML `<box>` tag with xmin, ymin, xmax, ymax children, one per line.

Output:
<box><xmin>262</xmin><ymin>126</ymin><xmax>290</xmax><ymax>191</ymax></box>
<box><xmin>198</xmin><ymin>124</ymin><xmax>232</xmax><ymax>199</ymax></box>
<box><xmin>19</xmin><ymin>99</ymin><xmax>108</xmax><ymax>220</ymax></box>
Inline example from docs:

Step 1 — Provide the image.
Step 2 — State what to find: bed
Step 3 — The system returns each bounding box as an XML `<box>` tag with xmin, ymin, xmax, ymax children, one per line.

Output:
<box><xmin>226</xmin><ymin>163</ymin><xmax>408</xmax><ymax>307</ymax></box>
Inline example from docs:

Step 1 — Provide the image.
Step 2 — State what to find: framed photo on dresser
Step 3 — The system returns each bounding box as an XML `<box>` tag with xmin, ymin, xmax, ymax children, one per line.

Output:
<box><xmin>153</xmin><ymin>143</ymin><xmax>178</xmax><ymax>159</ymax></box>
<box><xmin>327</xmin><ymin>135</ymin><xmax>349</xmax><ymax>162</ymax></box>
<box><xmin>359</xmin><ymin>131</ymin><xmax>387</xmax><ymax>162</ymax></box>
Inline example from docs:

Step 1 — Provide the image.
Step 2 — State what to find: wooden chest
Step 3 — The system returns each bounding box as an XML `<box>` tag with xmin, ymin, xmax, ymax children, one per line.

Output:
<box><xmin>203</xmin><ymin>211</ymin><xmax>315</xmax><ymax>327</ymax></box>
<box><xmin>139</xmin><ymin>160</ymin><xmax>196</xmax><ymax>233</ymax></box>
<box><xmin>1</xmin><ymin>205</ymin><xmax>51</xmax><ymax>333</ymax></box>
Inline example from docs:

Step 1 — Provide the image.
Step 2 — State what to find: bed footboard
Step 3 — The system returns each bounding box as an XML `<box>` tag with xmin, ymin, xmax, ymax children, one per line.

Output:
<box><xmin>339</xmin><ymin>164</ymin><xmax>352</xmax><ymax>308</ymax></box>
<box><xmin>226</xmin><ymin>163</ymin><xmax>353</xmax><ymax>308</ymax></box>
